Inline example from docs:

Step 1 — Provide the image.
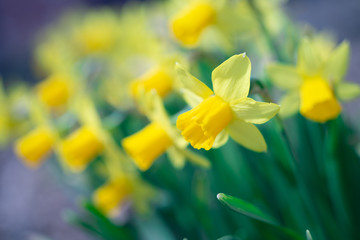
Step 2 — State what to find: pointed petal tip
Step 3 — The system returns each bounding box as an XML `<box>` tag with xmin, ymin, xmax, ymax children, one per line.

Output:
<box><xmin>217</xmin><ymin>193</ymin><xmax>224</xmax><ymax>200</ymax></box>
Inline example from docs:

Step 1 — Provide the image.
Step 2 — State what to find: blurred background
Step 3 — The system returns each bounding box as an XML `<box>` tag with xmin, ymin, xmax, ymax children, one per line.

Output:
<box><xmin>0</xmin><ymin>0</ymin><xmax>359</xmax><ymax>239</ymax></box>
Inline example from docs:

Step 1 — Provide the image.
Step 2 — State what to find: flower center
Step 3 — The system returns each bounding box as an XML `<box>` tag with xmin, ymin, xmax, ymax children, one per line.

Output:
<box><xmin>122</xmin><ymin>122</ymin><xmax>173</xmax><ymax>171</ymax></box>
<box><xmin>61</xmin><ymin>127</ymin><xmax>104</xmax><ymax>172</ymax></box>
<box><xmin>131</xmin><ymin>68</ymin><xmax>173</xmax><ymax>98</ymax></box>
<box><xmin>15</xmin><ymin>127</ymin><xmax>54</xmax><ymax>168</ymax></box>
<box><xmin>171</xmin><ymin>3</ymin><xmax>216</xmax><ymax>46</ymax></box>
<box><xmin>37</xmin><ymin>74</ymin><xmax>70</xmax><ymax>107</ymax></box>
<box><xmin>300</xmin><ymin>77</ymin><xmax>341</xmax><ymax>122</ymax></box>
<box><xmin>176</xmin><ymin>95</ymin><xmax>233</xmax><ymax>150</ymax></box>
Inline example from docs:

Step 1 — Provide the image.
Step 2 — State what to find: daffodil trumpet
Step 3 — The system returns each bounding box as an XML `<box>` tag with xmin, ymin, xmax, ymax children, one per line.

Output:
<box><xmin>170</xmin><ymin>2</ymin><xmax>217</xmax><ymax>47</ymax></box>
<box><xmin>122</xmin><ymin>91</ymin><xmax>210</xmax><ymax>171</ymax></box>
<box><xmin>176</xmin><ymin>53</ymin><xmax>280</xmax><ymax>152</ymax></box>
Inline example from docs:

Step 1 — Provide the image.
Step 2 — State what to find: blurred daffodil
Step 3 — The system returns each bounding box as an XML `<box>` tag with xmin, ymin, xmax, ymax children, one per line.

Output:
<box><xmin>176</xmin><ymin>53</ymin><xmax>279</xmax><ymax>151</ymax></box>
<box><xmin>93</xmin><ymin>176</ymin><xmax>133</xmax><ymax>216</ymax></box>
<box><xmin>71</xmin><ymin>9</ymin><xmax>120</xmax><ymax>55</ymax></box>
<box><xmin>122</xmin><ymin>91</ymin><xmax>210</xmax><ymax>171</ymax></box>
<box><xmin>36</xmin><ymin>72</ymin><xmax>73</xmax><ymax>108</ymax></box>
<box><xmin>130</xmin><ymin>68</ymin><xmax>174</xmax><ymax>99</ymax></box>
<box><xmin>15</xmin><ymin>126</ymin><xmax>55</xmax><ymax>168</ymax></box>
<box><xmin>60</xmin><ymin>126</ymin><xmax>104</xmax><ymax>172</ymax></box>
<box><xmin>268</xmin><ymin>38</ymin><xmax>360</xmax><ymax>122</ymax></box>
<box><xmin>170</xmin><ymin>1</ymin><xmax>217</xmax><ymax>47</ymax></box>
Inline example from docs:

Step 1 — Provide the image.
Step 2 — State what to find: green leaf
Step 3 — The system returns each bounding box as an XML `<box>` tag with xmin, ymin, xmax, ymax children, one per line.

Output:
<box><xmin>306</xmin><ymin>230</ymin><xmax>313</xmax><ymax>240</ymax></box>
<box><xmin>217</xmin><ymin>193</ymin><xmax>279</xmax><ymax>226</ymax></box>
<box><xmin>217</xmin><ymin>193</ymin><xmax>303</xmax><ymax>240</ymax></box>
<box><xmin>217</xmin><ymin>235</ymin><xmax>242</xmax><ymax>240</ymax></box>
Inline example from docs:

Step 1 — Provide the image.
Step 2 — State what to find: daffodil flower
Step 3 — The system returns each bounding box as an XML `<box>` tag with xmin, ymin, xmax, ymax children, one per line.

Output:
<box><xmin>170</xmin><ymin>1</ymin><xmax>217</xmax><ymax>47</ymax></box>
<box><xmin>122</xmin><ymin>91</ymin><xmax>210</xmax><ymax>171</ymax></box>
<box><xmin>130</xmin><ymin>67</ymin><xmax>174</xmax><ymax>99</ymax></box>
<box><xmin>176</xmin><ymin>53</ymin><xmax>280</xmax><ymax>152</ymax></box>
<box><xmin>60</xmin><ymin>126</ymin><xmax>104</xmax><ymax>172</ymax></box>
<box><xmin>36</xmin><ymin>73</ymin><xmax>73</xmax><ymax>108</ymax></box>
<box><xmin>15</xmin><ymin>126</ymin><xmax>55</xmax><ymax>168</ymax></box>
<box><xmin>93</xmin><ymin>176</ymin><xmax>133</xmax><ymax>216</ymax></box>
<box><xmin>268</xmin><ymin>38</ymin><xmax>360</xmax><ymax>122</ymax></box>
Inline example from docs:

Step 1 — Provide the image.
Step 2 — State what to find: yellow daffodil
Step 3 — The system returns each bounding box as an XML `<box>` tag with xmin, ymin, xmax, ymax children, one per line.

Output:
<box><xmin>170</xmin><ymin>1</ymin><xmax>217</xmax><ymax>47</ymax></box>
<box><xmin>169</xmin><ymin>0</ymin><xmax>285</xmax><ymax>51</ymax></box>
<box><xmin>0</xmin><ymin>78</ymin><xmax>10</xmax><ymax>147</ymax></box>
<box><xmin>71</xmin><ymin>9</ymin><xmax>119</xmax><ymax>55</ymax></box>
<box><xmin>14</xmin><ymin>126</ymin><xmax>54</xmax><ymax>168</ymax></box>
<box><xmin>130</xmin><ymin>68</ymin><xmax>174</xmax><ymax>99</ymax></box>
<box><xmin>60</xmin><ymin>126</ymin><xmax>104</xmax><ymax>172</ymax></box>
<box><xmin>36</xmin><ymin>73</ymin><xmax>73</xmax><ymax>108</ymax></box>
<box><xmin>122</xmin><ymin>91</ymin><xmax>210</xmax><ymax>171</ymax></box>
<box><xmin>176</xmin><ymin>53</ymin><xmax>279</xmax><ymax>151</ymax></box>
<box><xmin>93</xmin><ymin>176</ymin><xmax>133</xmax><ymax>216</ymax></box>
<box><xmin>268</xmin><ymin>37</ymin><xmax>360</xmax><ymax>122</ymax></box>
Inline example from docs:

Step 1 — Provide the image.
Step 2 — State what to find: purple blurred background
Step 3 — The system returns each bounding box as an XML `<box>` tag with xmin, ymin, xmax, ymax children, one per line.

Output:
<box><xmin>0</xmin><ymin>0</ymin><xmax>359</xmax><ymax>239</ymax></box>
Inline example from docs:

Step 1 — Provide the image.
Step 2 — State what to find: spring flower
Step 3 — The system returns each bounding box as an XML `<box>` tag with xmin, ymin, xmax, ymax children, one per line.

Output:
<box><xmin>176</xmin><ymin>53</ymin><xmax>279</xmax><ymax>151</ymax></box>
<box><xmin>169</xmin><ymin>0</ymin><xmax>284</xmax><ymax>50</ymax></box>
<box><xmin>93</xmin><ymin>177</ymin><xmax>133</xmax><ymax>216</ymax></box>
<box><xmin>60</xmin><ymin>126</ymin><xmax>104</xmax><ymax>172</ymax></box>
<box><xmin>170</xmin><ymin>1</ymin><xmax>216</xmax><ymax>47</ymax></box>
<box><xmin>130</xmin><ymin>68</ymin><xmax>174</xmax><ymax>99</ymax></box>
<box><xmin>72</xmin><ymin>10</ymin><xmax>119</xmax><ymax>55</ymax></box>
<box><xmin>15</xmin><ymin>126</ymin><xmax>54</xmax><ymax>168</ymax></box>
<box><xmin>122</xmin><ymin>91</ymin><xmax>210</xmax><ymax>171</ymax></box>
<box><xmin>36</xmin><ymin>73</ymin><xmax>72</xmax><ymax>108</ymax></box>
<box><xmin>268</xmin><ymin>38</ymin><xmax>360</xmax><ymax>122</ymax></box>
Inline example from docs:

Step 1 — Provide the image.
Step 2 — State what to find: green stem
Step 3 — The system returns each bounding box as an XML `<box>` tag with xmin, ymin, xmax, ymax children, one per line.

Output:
<box><xmin>246</xmin><ymin>0</ymin><xmax>287</xmax><ymax>62</ymax></box>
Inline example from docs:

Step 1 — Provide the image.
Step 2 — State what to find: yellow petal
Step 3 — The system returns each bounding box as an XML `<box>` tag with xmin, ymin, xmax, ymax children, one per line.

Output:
<box><xmin>267</xmin><ymin>64</ymin><xmax>302</xmax><ymax>89</ymax></box>
<box><xmin>335</xmin><ymin>81</ymin><xmax>360</xmax><ymax>101</ymax></box>
<box><xmin>226</xmin><ymin>119</ymin><xmax>267</xmax><ymax>152</ymax></box>
<box><xmin>230</xmin><ymin>98</ymin><xmax>280</xmax><ymax>124</ymax></box>
<box><xmin>166</xmin><ymin>146</ymin><xmax>185</xmax><ymax>169</ymax></box>
<box><xmin>297</xmin><ymin>38</ymin><xmax>321</xmax><ymax>76</ymax></box>
<box><xmin>212</xmin><ymin>53</ymin><xmax>251</xmax><ymax>102</ymax></box>
<box><xmin>323</xmin><ymin>40</ymin><xmax>350</xmax><ymax>83</ymax></box>
<box><xmin>212</xmin><ymin>130</ymin><xmax>229</xmax><ymax>148</ymax></box>
<box><xmin>180</xmin><ymin>88</ymin><xmax>205</xmax><ymax>108</ymax></box>
<box><xmin>279</xmin><ymin>91</ymin><xmax>300</xmax><ymax>118</ymax></box>
<box><xmin>175</xmin><ymin>63</ymin><xmax>213</xmax><ymax>104</ymax></box>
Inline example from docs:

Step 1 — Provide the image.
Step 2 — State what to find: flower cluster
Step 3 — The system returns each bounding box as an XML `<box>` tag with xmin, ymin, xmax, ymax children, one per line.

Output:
<box><xmin>0</xmin><ymin>1</ymin><xmax>359</xmax><ymax>239</ymax></box>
